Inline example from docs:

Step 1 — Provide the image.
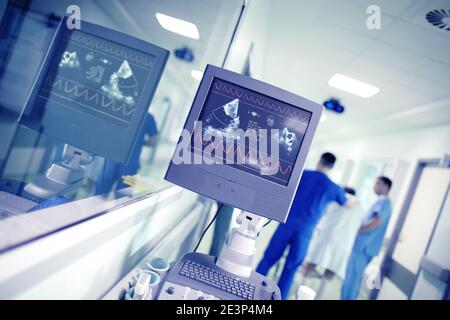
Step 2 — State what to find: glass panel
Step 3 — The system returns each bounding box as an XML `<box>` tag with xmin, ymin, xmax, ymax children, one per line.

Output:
<box><xmin>377</xmin><ymin>278</ymin><xmax>408</xmax><ymax>300</ymax></box>
<box><xmin>352</xmin><ymin>160</ymin><xmax>385</xmax><ymax>211</ymax></box>
<box><xmin>0</xmin><ymin>0</ymin><xmax>243</xmax><ymax>252</ymax></box>
<box><xmin>411</xmin><ymin>270</ymin><xmax>446</xmax><ymax>300</ymax></box>
<box><xmin>426</xmin><ymin>183</ymin><xmax>450</xmax><ymax>268</ymax></box>
<box><xmin>392</xmin><ymin>167</ymin><xmax>450</xmax><ymax>273</ymax></box>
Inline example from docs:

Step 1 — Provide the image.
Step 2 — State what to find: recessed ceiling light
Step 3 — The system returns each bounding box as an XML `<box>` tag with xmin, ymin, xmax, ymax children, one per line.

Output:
<box><xmin>328</xmin><ymin>74</ymin><xmax>379</xmax><ymax>98</ymax></box>
<box><xmin>155</xmin><ymin>13</ymin><xmax>200</xmax><ymax>40</ymax></box>
<box><xmin>191</xmin><ymin>70</ymin><xmax>203</xmax><ymax>81</ymax></box>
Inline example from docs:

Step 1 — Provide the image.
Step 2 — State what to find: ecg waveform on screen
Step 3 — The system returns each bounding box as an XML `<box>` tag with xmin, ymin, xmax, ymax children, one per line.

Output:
<box><xmin>68</xmin><ymin>33</ymin><xmax>154</xmax><ymax>69</ymax></box>
<box><xmin>192</xmin><ymin>131</ymin><xmax>293</xmax><ymax>177</ymax></box>
<box><xmin>213</xmin><ymin>81</ymin><xmax>310</xmax><ymax>122</ymax></box>
<box><xmin>43</xmin><ymin>77</ymin><xmax>136</xmax><ymax>122</ymax></box>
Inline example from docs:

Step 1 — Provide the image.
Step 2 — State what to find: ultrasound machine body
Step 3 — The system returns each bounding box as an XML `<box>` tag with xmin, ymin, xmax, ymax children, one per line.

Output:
<box><xmin>162</xmin><ymin>65</ymin><xmax>323</xmax><ymax>300</ymax></box>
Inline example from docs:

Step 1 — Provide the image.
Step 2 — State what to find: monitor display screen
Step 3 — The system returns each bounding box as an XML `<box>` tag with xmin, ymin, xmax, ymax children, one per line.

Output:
<box><xmin>190</xmin><ymin>78</ymin><xmax>312</xmax><ymax>186</ymax></box>
<box><xmin>35</xmin><ymin>30</ymin><xmax>156</xmax><ymax>128</ymax></box>
<box><xmin>19</xmin><ymin>18</ymin><xmax>168</xmax><ymax>164</ymax></box>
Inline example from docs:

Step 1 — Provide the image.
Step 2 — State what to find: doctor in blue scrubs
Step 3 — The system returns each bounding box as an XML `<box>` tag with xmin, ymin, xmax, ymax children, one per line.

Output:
<box><xmin>256</xmin><ymin>152</ymin><xmax>355</xmax><ymax>299</ymax></box>
<box><xmin>341</xmin><ymin>176</ymin><xmax>392</xmax><ymax>300</ymax></box>
<box><xmin>96</xmin><ymin>112</ymin><xmax>158</xmax><ymax>194</ymax></box>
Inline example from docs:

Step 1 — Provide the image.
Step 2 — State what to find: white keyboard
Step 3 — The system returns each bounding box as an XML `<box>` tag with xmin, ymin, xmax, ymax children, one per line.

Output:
<box><xmin>0</xmin><ymin>191</ymin><xmax>37</xmax><ymax>214</ymax></box>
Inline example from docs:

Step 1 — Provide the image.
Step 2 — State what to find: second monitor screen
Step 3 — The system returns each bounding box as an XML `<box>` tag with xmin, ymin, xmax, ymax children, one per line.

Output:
<box><xmin>37</xmin><ymin>30</ymin><xmax>155</xmax><ymax>128</ymax></box>
<box><xmin>191</xmin><ymin>78</ymin><xmax>312</xmax><ymax>186</ymax></box>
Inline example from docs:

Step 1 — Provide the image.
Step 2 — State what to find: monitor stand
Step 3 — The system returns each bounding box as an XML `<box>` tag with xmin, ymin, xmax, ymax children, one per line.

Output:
<box><xmin>24</xmin><ymin>144</ymin><xmax>94</xmax><ymax>200</ymax></box>
<box><xmin>216</xmin><ymin>210</ymin><xmax>267</xmax><ymax>278</ymax></box>
<box><xmin>156</xmin><ymin>210</ymin><xmax>280</xmax><ymax>300</ymax></box>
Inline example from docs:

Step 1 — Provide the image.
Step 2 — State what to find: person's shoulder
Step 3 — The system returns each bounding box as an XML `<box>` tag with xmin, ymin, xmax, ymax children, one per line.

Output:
<box><xmin>313</xmin><ymin>171</ymin><xmax>336</xmax><ymax>186</ymax></box>
<box><xmin>305</xmin><ymin>170</ymin><xmax>329</xmax><ymax>185</ymax></box>
<box><xmin>304</xmin><ymin>170</ymin><xmax>325</xmax><ymax>178</ymax></box>
<box><xmin>300</xmin><ymin>169</ymin><xmax>316</xmax><ymax>179</ymax></box>
<box><xmin>379</xmin><ymin>195</ymin><xmax>391</xmax><ymax>205</ymax></box>
<box><xmin>146</xmin><ymin>114</ymin><xmax>156</xmax><ymax>124</ymax></box>
<box><xmin>322</xmin><ymin>174</ymin><xmax>337</xmax><ymax>187</ymax></box>
<box><xmin>384</xmin><ymin>197</ymin><xmax>393</xmax><ymax>211</ymax></box>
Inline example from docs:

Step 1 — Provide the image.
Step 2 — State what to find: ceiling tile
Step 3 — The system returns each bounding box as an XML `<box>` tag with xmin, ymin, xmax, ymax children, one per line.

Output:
<box><xmin>309</xmin><ymin>24</ymin><xmax>373</xmax><ymax>53</ymax></box>
<box><xmin>349</xmin><ymin>0</ymin><xmax>418</xmax><ymax>17</ymax></box>
<box><xmin>362</xmin><ymin>39</ymin><xmax>434</xmax><ymax>72</ymax></box>
<box><xmin>408</xmin><ymin>0</ymin><xmax>450</xmax><ymax>34</ymax></box>
<box><xmin>348</xmin><ymin>57</ymin><xmax>448</xmax><ymax>96</ymax></box>
<box><xmin>322</xmin><ymin>0</ymin><xmax>396</xmax><ymax>38</ymax></box>
<box><xmin>414</xmin><ymin>61</ymin><xmax>450</xmax><ymax>86</ymax></box>
<box><xmin>380</xmin><ymin>19</ymin><xmax>450</xmax><ymax>64</ymax></box>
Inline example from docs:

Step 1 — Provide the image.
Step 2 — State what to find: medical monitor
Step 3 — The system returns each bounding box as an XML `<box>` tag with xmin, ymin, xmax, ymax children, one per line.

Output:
<box><xmin>19</xmin><ymin>16</ymin><xmax>169</xmax><ymax>164</ymax></box>
<box><xmin>165</xmin><ymin>65</ymin><xmax>323</xmax><ymax>222</ymax></box>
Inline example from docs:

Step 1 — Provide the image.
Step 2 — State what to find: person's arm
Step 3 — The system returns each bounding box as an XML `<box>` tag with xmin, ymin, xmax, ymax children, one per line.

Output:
<box><xmin>144</xmin><ymin>134</ymin><xmax>158</xmax><ymax>146</ymax></box>
<box><xmin>335</xmin><ymin>185</ymin><xmax>356</xmax><ymax>208</ymax></box>
<box><xmin>344</xmin><ymin>194</ymin><xmax>358</xmax><ymax>208</ymax></box>
<box><xmin>143</xmin><ymin>115</ymin><xmax>158</xmax><ymax>146</ymax></box>
<box><xmin>358</xmin><ymin>214</ymin><xmax>382</xmax><ymax>233</ymax></box>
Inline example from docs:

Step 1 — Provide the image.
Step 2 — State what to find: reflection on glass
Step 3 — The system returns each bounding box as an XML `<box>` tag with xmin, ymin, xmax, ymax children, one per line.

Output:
<box><xmin>96</xmin><ymin>113</ymin><xmax>158</xmax><ymax>195</ymax></box>
<box><xmin>353</xmin><ymin>161</ymin><xmax>385</xmax><ymax>211</ymax></box>
<box><xmin>0</xmin><ymin>0</ymin><xmax>243</xmax><ymax>252</ymax></box>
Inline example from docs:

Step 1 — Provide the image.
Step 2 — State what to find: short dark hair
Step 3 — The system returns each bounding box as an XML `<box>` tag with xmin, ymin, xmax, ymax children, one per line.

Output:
<box><xmin>343</xmin><ymin>186</ymin><xmax>356</xmax><ymax>196</ymax></box>
<box><xmin>319</xmin><ymin>152</ymin><xmax>337</xmax><ymax>169</ymax></box>
<box><xmin>378</xmin><ymin>176</ymin><xmax>392</xmax><ymax>191</ymax></box>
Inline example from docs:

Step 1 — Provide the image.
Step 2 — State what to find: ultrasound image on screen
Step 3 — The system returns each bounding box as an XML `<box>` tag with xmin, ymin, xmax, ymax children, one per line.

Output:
<box><xmin>191</xmin><ymin>78</ymin><xmax>312</xmax><ymax>186</ymax></box>
<box><xmin>36</xmin><ymin>30</ymin><xmax>155</xmax><ymax>127</ymax></box>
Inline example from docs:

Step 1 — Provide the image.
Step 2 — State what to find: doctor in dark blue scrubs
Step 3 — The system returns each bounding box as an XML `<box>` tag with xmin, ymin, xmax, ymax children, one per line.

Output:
<box><xmin>341</xmin><ymin>176</ymin><xmax>392</xmax><ymax>300</ymax></box>
<box><xmin>256</xmin><ymin>152</ymin><xmax>355</xmax><ymax>299</ymax></box>
<box><xmin>96</xmin><ymin>112</ymin><xmax>158</xmax><ymax>194</ymax></box>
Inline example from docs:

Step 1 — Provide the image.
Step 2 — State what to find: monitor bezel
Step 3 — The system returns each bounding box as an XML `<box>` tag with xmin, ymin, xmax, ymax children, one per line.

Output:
<box><xmin>174</xmin><ymin>64</ymin><xmax>323</xmax><ymax>200</ymax></box>
<box><xmin>19</xmin><ymin>16</ymin><xmax>169</xmax><ymax>164</ymax></box>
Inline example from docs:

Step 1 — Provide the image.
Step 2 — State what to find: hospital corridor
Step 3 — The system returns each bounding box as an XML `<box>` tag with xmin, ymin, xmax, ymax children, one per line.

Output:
<box><xmin>0</xmin><ymin>0</ymin><xmax>449</xmax><ymax>305</ymax></box>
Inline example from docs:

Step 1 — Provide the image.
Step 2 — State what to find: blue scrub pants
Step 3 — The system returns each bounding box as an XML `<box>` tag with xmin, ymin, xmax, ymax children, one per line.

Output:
<box><xmin>256</xmin><ymin>224</ymin><xmax>312</xmax><ymax>300</ymax></box>
<box><xmin>341</xmin><ymin>246</ymin><xmax>373</xmax><ymax>300</ymax></box>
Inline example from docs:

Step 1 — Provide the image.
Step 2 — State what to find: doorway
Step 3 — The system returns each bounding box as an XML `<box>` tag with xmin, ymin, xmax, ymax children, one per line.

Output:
<box><xmin>375</xmin><ymin>159</ymin><xmax>450</xmax><ymax>299</ymax></box>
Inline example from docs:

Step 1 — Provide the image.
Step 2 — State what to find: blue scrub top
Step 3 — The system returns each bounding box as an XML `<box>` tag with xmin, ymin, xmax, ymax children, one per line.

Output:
<box><xmin>286</xmin><ymin>170</ymin><xmax>347</xmax><ymax>235</ymax></box>
<box><xmin>96</xmin><ymin>113</ymin><xmax>158</xmax><ymax>194</ymax></box>
<box><xmin>125</xmin><ymin>113</ymin><xmax>158</xmax><ymax>173</ymax></box>
<box><xmin>354</xmin><ymin>196</ymin><xmax>392</xmax><ymax>257</ymax></box>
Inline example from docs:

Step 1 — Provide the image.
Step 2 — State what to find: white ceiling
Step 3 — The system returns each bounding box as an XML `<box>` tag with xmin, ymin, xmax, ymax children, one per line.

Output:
<box><xmin>92</xmin><ymin>0</ymin><xmax>242</xmax><ymax>93</ymax></box>
<box><xmin>30</xmin><ymin>0</ymin><xmax>242</xmax><ymax>94</ymax></box>
<box><xmin>39</xmin><ymin>0</ymin><xmax>449</xmax><ymax>142</ymax></box>
<box><xmin>260</xmin><ymin>0</ymin><xmax>450</xmax><ymax>142</ymax></box>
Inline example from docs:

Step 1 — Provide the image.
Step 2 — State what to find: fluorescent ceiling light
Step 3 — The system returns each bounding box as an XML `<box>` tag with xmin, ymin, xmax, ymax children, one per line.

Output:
<box><xmin>155</xmin><ymin>13</ymin><xmax>200</xmax><ymax>40</ymax></box>
<box><xmin>328</xmin><ymin>74</ymin><xmax>379</xmax><ymax>98</ymax></box>
<box><xmin>191</xmin><ymin>70</ymin><xmax>203</xmax><ymax>81</ymax></box>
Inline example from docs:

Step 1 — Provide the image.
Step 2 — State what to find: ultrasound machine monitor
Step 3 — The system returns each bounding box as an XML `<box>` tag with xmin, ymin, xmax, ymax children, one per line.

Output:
<box><xmin>165</xmin><ymin>65</ymin><xmax>323</xmax><ymax>222</ymax></box>
<box><xmin>19</xmin><ymin>16</ymin><xmax>169</xmax><ymax>165</ymax></box>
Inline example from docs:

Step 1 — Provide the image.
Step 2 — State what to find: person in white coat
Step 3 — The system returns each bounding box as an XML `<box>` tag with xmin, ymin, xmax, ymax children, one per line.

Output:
<box><xmin>302</xmin><ymin>187</ymin><xmax>365</xmax><ymax>299</ymax></box>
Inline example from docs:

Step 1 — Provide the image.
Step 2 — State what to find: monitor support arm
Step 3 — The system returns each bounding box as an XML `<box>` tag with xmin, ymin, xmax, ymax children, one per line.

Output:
<box><xmin>216</xmin><ymin>210</ymin><xmax>268</xmax><ymax>278</ymax></box>
<box><xmin>24</xmin><ymin>144</ymin><xmax>94</xmax><ymax>200</ymax></box>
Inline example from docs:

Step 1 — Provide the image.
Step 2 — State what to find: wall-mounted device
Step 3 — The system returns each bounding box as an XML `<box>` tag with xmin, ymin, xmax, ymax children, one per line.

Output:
<box><xmin>323</xmin><ymin>98</ymin><xmax>345</xmax><ymax>114</ymax></box>
<box><xmin>174</xmin><ymin>46</ymin><xmax>194</xmax><ymax>62</ymax></box>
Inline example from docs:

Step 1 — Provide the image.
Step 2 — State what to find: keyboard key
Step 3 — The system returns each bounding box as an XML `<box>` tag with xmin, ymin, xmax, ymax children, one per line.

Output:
<box><xmin>179</xmin><ymin>260</ymin><xmax>255</xmax><ymax>299</ymax></box>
